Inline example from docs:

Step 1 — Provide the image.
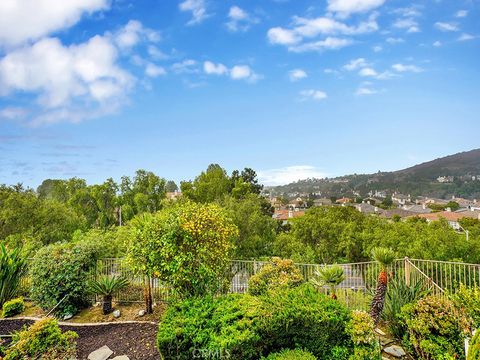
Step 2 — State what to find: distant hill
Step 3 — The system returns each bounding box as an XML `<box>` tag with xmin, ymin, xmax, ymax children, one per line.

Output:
<box><xmin>267</xmin><ymin>149</ymin><xmax>480</xmax><ymax>199</ymax></box>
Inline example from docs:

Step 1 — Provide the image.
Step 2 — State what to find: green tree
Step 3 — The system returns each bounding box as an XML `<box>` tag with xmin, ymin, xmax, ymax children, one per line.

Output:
<box><xmin>181</xmin><ymin>164</ymin><xmax>232</xmax><ymax>203</ymax></box>
<box><xmin>165</xmin><ymin>180</ymin><xmax>178</xmax><ymax>192</ymax></box>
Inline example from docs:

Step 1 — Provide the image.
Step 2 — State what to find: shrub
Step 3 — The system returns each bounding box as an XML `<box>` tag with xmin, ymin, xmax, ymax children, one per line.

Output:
<box><xmin>346</xmin><ymin>311</ymin><xmax>381</xmax><ymax>360</ymax></box>
<box><xmin>383</xmin><ymin>277</ymin><xmax>428</xmax><ymax>339</ymax></box>
<box><xmin>452</xmin><ymin>285</ymin><xmax>480</xmax><ymax>329</ymax></box>
<box><xmin>310</xmin><ymin>264</ymin><xmax>345</xmax><ymax>299</ymax></box>
<box><xmin>468</xmin><ymin>330</ymin><xmax>480</xmax><ymax>360</ymax></box>
<box><xmin>157</xmin><ymin>285</ymin><xmax>353</xmax><ymax>360</ymax></box>
<box><xmin>30</xmin><ymin>241</ymin><xmax>100</xmax><ymax>317</ymax></box>
<box><xmin>87</xmin><ymin>276</ymin><xmax>129</xmax><ymax>314</ymax></box>
<box><xmin>248</xmin><ymin>257</ymin><xmax>304</xmax><ymax>296</ymax></box>
<box><xmin>2</xmin><ymin>297</ymin><xmax>24</xmax><ymax>318</ymax></box>
<box><xmin>264</xmin><ymin>349</ymin><xmax>317</xmax><ymax>360</ymax></box>
<box><xmin>401</xmin><ymin>295</ymin><xmax>470</xmax><ymax>360</ymax></box>
<box><xmin>4</xmin><ymin>318</ymin><xmax>77</xmax><ymax>360</ymax></box>
<box><xmin>259</xmin><ymin>285</ymin><xmax>352</xmax><ymax>359</ymax></box>
<box><xmin>0</xmin><ymin>244</ymin><xmax>26</xmax><ymax>307</ymax></box>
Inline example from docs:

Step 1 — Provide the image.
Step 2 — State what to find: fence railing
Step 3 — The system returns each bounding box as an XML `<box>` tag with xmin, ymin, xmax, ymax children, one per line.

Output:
<box><xmin>20</xmin><ymin>257</ymin><xmax>480</xmax><ymax>310</ymax></box>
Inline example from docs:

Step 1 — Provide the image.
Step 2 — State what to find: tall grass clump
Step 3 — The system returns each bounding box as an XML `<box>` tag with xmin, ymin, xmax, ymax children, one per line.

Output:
<box><xmin>0</xmin><ymin>244</ymin><xmax>26</xmax><ymax>307</ymax></box>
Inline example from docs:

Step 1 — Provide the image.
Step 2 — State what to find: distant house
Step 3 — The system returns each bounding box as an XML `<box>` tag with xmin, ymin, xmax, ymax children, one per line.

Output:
<box><xmin>288</xmin><ymin>197</ymin><xmax>307</xmax><ymax>210</ymax></box>
<box><xmin>402</xmin><ymin>204</ymin><xmax>432</xmax><ymax>214</ymax></box>
<box><xmin>354</xmin><ymin>203</ymin><xmax>378</xmax><ymax>214</ymax></box>
<box><xmin>437</xmin><ymin>176</ymin><xmax>454</xmax><ymax>183</ymax></box>
<box><xmin>415</xmin><ymin>210</ymin><xmax>480</xmax><ymax>231</ymax></box>
<box><xmin>313</xmin><ymin>198</ymin><xmax>332</xmax><ymax>207</ymax></box>
<box><xmin>368</xmin><ymin>190</ymin><xmax>387</xmax><ymax>198</ymax></box>
<box><xmin>378</xmin><ymin>208</ymin><xmax>417</xmax><ymax>219</ymax></box>
<box><xmin>273</xmin><ymin>209</ymin><xmax>306</xmax><ymax>224</ymax></box>
<box><xmin>166</xmin><ymin>191</ymin><xmax>182</xmax><ymax>200</ymax></box>
<box><xmin>392</xmin><ymin>192</ymin><xmax>411</xmax><ymax>205</ymax></box>
<box><xmin>336</xmin><ymin>197</ymin><xmax>352</xmax><ymax>204</ymax></box>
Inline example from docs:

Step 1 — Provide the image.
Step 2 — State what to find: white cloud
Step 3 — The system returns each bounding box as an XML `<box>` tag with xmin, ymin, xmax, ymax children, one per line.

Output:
<box><xmin>434</xmin><ymin>22</ymin><xmax>459</xmax><ymax>32</ymax></box>
<box><xmin>289</xmin><ymin>37</ymin><xmax>353</xmax><ymax>53</ymax></box>
<box><xmin>392</xmin><ymin>63</ymin><xmax>423</xmax><ymax>73</ymax></box>
<box><xmin>327</xmin><ymin>0</ymin><xmax>385</xmax><ymax>17</ymax></box>
<box><xmin>0</xmin><ymin>107</ymin><xmax>28</xmax><ymax>121</ymax></box>
<box><xmin>372</xmin><ymin>45</ymin><xmax>382</xmax><ymax>52</ymax></box>
<box><xmin>355</xmin><ymin>87</ymin><xmax>378</xmax><ymax>95</ymax></box>
<box><xmin>258</xmin><ymin>165</ymin><xmax>327</xmax><ymax>186</ymax></box>
<box><xmin>203</xmin><ymin>61</ymin><xmax>228</xmax><ymax>75</ymax></box>
<box><xmin>455</xmin><ymin>10</ymin><xmax>468</xmax><ymax>18</ymax></box>
<box><xmin>393</xmin><ymin>18</ymin><xmax>419</xmax><ymax>33</ymax></box>
<box><xmin>288</xmin><ymin>69</ymin><xmax>308</xmax><ymax>81</ymax></box>
<box><xmin>0</xmin><ymin>0</ymin><xmax>109</xmax><ymax>47</ymax></box>
<box><xmin>392</xmin><ymin>6</ymin><xmax>421</xmax><ymax>18</ymax></box>
<box><xmin>433</xmin><ymin>41</ymin><xmax>442</xmax><ymax>47</ymax></box>
<box><xmin>299</xmin><ymin>89</ymin><xmax>328</xmax><ymax>101</ymax></box>
<box><xmin>113</xmin><ymin>20</ymin><xmax>160</xmax><ymax>50</ymax></box>
<box><xmin>145</xmin><ymin>63</ymin><xmax>166</xmax><ymax>77</ymax></box>
<box><xmin>267</xmin><ymin>13</ymin><xmax>377</xmax><ymax>52</ymax></box>
<box><xmin>230</xmin><ymin>65</ymin><xmax>251</xmax><ymax>79</ymax></box>
<box><xmin>343</xmin><ymin>58</ymin><xmax>368</xmax><ymax>71</ymax></box>
<box><xmin>386</xmin><ymin>37</ymin><xmax>405</xmax><ymax>44</ymax></box>
<box><xmin>226</xmin><ymin>6</ymin><xmax>258</xmax><ymax>32</ymax></box>
<box><xmin>358</xmin><ymin>67</ymin><xmax>378</xmax><ymax>77</ymax></box>
<box><xmin>171</xmin><ymin>59</ymin><xmax>198</xmax><ymax>74</ymax></box>
<box><xmin>179</xmin><ymin>0</ymin><xmax>209</xmax><ymax>26</ymax></box>
<box><xmin>147</xmin><ymin>45</ymin><xmax>169</xmax><ymax>60</ymax></box>
<box><xmin>458</xmin><ymin>33</ymin><xmax>475</xmax><ymax>41</ymax></box>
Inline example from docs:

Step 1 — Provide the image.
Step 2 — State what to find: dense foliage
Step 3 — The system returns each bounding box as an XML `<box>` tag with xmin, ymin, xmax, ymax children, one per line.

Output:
<box><xmin>468</xmin><ymin>331</ymin><xmax>480</xmax><ymax>360</ymax></box>
<box><xmin>4</xmin><ymin>318</ymin><xmax>77</xmax><ymax>360</ymax></box>
<box><xmin>452</xmin><ymin>285</ymin><xmax>480</xmax><ymax>329</ymax></box>
<box><xmin>264</xmin><ymin>349</ymin><xmax>317</xmax><ymax>360</ymax></box>
<box><xmin>346</xmin><ymin>311</ymin><xmax>381</xmax><ymax>360</ymax></box>
<box><xmin>2</xmin><ymin>297</ymin><xmax>24</xmax><ymax>318</ymax></box>
<box><xmin>157</xmin><ymin>285</ymin><xmax>354</xmax><ymax>360</ymax></box>
<box><xmin>401</xmin><ymin>296</ymin><xmax>470</xmax><ymax>360</ymax></box>
<box><xmin>0</xmin><ymin>244</ymin><xmax>26</xmax><ymax>307</ymax></box>
<box><xmin>30</xmin><ymin>242</ymin><xmax>100</xmax><ymax>316</ymax></box>
<box><xmin>126</xmin><ymin>200</ymin><xmax>238</xmax><ymax>298</ymax></box>
<box><xmin>248</xmin><ymin>257</ymin><xmax>304</xmax><ymax>296</ymax></box>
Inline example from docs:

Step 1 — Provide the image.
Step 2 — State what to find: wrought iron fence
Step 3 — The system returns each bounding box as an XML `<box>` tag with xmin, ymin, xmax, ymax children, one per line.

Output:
<box><xmin>18</xmin><ymin>257</ymin><xmax>480</xmax><ymax>309</ymax></box>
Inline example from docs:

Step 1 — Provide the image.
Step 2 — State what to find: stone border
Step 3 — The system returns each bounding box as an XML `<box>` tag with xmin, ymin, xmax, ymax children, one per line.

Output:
<box><xmin>1</xmin><ymin>316</ymin><xmax>158</xmax><ymax>326</ymax></box>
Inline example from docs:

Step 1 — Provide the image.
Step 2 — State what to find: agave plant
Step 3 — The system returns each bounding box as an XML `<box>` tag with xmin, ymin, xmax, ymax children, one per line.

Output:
<box><xmin>0</xmin><ymin>244</ymin><xmax>26</xmax><ymax>307</ymax></box>
<box><xmin>310</xmin><ymin>264</ymin><xmax>345</xmax><ymax>300</ymax></box>
<box><xmin>88</xmin><ymin>276</ymin><xmax>129</xmax><ymax>314</ymax></box>
<box><xmin>369</xmin><ymin>247</ymin><xmax>396</xmax><ymax>325</ymax></box>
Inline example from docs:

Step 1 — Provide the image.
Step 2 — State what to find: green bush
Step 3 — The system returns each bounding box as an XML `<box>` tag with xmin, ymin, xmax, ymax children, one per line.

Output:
<box><xmin>248</xmin><ymin>257</ymin><xmax>304</xmax><ymax>296</ymax></box>
<box><xmin>346</xmin><ymin>311</ymin><xmax>381</xmax><ymax>360</ymax></box>
<box><xmin>2</xmin><ymin>297</ymin><xmax>24</xmax><ymax>318</ymax></box>
<box><xmin>401</xmin><ymin>295</ymin><xmax>470</xmax><ymax>360</ymax></box>
<box><xmin>383</xmin><ymin>277</ymin><xmax>428</xmax><ymax>339</ymax></box>
<box><xmin>468</xmin><ymin>331</ymin><xmax>480</xmax><ymax>360</ymax></box>
<box><xmin>157</xmin><ymin>284</ymin><xmax>353</xmax><ymax>360</ymax></box>
<box><xmin>0</xmin><ymin>244</ymin><xmax>26</xmax><ymax>307</ymax></box>
<box><xmin>30</xmin><ymin>241</ymin><xmax>100</xmax><ymax>317</ymax></box>
<box><xmin>264</xmin><ymin>349</ymin><xmax>317</xmax><ymax>360</ymax></box>
<box><xmin>4</xmin><ymin>318</ymin><xmax>77</xmax><ymax>360</ymax></box>
<box><xmin>452</xmin><ymin>285</ymin><xmax>480</xmax><ymax>329</ymax></box>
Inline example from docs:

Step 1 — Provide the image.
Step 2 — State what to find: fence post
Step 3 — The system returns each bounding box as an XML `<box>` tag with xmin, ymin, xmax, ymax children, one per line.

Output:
<box><xmin>404</xmin><ymin>257</ymin><xmax>411</xmax><ymax>286</ymax></box>
<box><xmin>253</xmin><ymin>260</ymin><xmax>257</xmax><ymax>275</ymax></box>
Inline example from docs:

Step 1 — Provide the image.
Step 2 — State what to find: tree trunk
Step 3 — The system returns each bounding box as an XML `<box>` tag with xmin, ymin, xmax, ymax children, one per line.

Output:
<box><xmin>370</xmin><ymin>274</ymin><xmax>388</xmax><ymax>325</ymax></box>
<box><xmin>103</xmin><ymin>295</ymin><xmax>113</xmax><ymax>315</ymax></box>
<box><xmin>144</xmin><ymin>277</ymin><xmax>153</xmax><ymax>314</ymax></box>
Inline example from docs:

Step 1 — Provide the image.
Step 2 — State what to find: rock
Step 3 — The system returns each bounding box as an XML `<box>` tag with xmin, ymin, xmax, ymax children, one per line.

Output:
<box><xmin>380</xmin><ymin>337</ymin><xmax>395</xmax><ymax>346</ymax></box>
<box><xmin>375</xmin><ymin>328</ymin><xmax>386</xmax><ymax>336</ymax></box>
<box><xmin>113</xmin><ymin>309</ymin><xmax>121</xmax><ymax>318</ymax></box>
<box><xmin>87</xmin><ymin>345</ymin><xmax>113</xmax><ymax>360</ymax></box>
<box><xmin>63</xmin><ymin>313</ymin><xmax>73</xmax><ymax>321</ymax></box>
<box><xmin>111</xmin><ymin>356</ymin><xmax>130</xmax><ymax>360</ymax></box>
<box><xmin>383</xmin><ymin>345</ymin><xmax>406</xmax><ymax>358</ymax></box>
<box><xmin>138</xmin><ymin>309</ymin><xmax>146</xmax><ymax>317</ymax></box>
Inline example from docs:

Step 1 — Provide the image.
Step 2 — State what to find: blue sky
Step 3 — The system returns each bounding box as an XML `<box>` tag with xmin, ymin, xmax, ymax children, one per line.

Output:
<box><xmin>0</xmin><ymin>0</ymin><xmax>479</xmax><ymax>187</ymax></box>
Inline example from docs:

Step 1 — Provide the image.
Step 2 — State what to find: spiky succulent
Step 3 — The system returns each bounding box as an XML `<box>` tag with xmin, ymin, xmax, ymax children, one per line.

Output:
<box><xmin>311</xmin><ymin>264</ymin><xmax>345</xmax><ymax>299</ymax></box>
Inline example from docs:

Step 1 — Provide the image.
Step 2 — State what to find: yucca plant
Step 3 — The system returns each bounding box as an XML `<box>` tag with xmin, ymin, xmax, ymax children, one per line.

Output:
<box><xmin>369</xmin><ymin>247</ymin><xmax>395</xmax><ymax>325</ymax></box>
<box><xmin>310</xmin><ymin>264</ymin><xmax>345</xmax><ymax>299</ymax></box>
<box><xmin>0</xmin><ymin>244</ymin><xmax>26</xmax><ymax>307</ymax></box>
<box><xmin>87</xmin><ymin>276</ymin><xmax>129</xmax><ymax>314</ymax></box>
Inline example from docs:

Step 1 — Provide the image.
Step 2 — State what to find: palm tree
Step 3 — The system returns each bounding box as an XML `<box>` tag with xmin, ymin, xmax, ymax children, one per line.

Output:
<box><xmin>88</xmin><ymin>276</ymin><xmax>129</xmax><ymax>314</ymax></box>
<box><xmin>311</xmin><ymin>264</ymin><xmax>345</xmax><ymax>300</ymax></box>
<box><xmin>370</xmin><ymin>247</ymin><xmax>396</xmax><ymax>325</ymax></box>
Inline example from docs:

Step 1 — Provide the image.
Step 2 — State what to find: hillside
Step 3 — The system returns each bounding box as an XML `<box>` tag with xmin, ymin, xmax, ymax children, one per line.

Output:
<box><xmin>267</xmin><ymin>149</ymin><xmax>480</xmax><ymax>199</ymax></box>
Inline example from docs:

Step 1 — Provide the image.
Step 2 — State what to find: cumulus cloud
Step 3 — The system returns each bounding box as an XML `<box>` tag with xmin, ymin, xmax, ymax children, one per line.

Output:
<box><xmin>355</xmin><ymin>87</ymin><xmax>378</xmax><ymax>95</ymax></box>
<box><xmin>433</xmin><ymin>41</ymin><xmax>442</xmax><ymax>47</ymax></box>
<box><xmin>393</xmin><ymin>18</ymin><xmax>420</xmax><ymax>33</ymax></box>
<box><xmin>358</xmin><ymin>67</ymin><xmax>377</xmax><ymax>77</ymax></box>
<box><xmin>145</xmin><ymin>63</ymin><xmax>166</xmax><ymax>77</ymax></box>
<box><xmin>258</xmin><ymin>165</ymin><xmax>327</xmax><ymax>186</ymax></box>
<box><xmin>435</xmin><ymin>22</ymin><xmax>459</xmax><ymax>32</ymax></box>
<box><xmin>202</xmin><ymin>61</ymin><xmax>261</xmax><ymax>82</ymax></box>
<box><xmin>288</xmin><ymin>69</ymin><xmax>308</xmax><ymax>81</ymax></box>
<box><xmin>327</xmin><ymin>0</ymin><xmax>385</xmax><ymax>17</ymax></box>
<box><xmin>343</xmin><ymin>58</ymin><xmax>368</xmax><ymax>71</ymax></box>
<box><xmin>226</xmin><ymin>6</ymin><xmax>258</xmax><ymax>32</ymax></box>
<box><xmin>171</xmin><ymin>59</ymin><xmax>199</xmax><ymax>74</ymax></box>
<box><xmin>299</xmin><ymin>89</ymin><xmax>328</xmax><ymax>101</ymax></box>
<box><xmin>179</xmin><ymin>0</ymin><xmax>210</xmax><ymax>26</ymax></box>
<box><xmin>386</xmin><ymin>37</ymin><xmax>405</xmax><ymax>44</ymax></box>
<box><xmin>392</xmin><ymin>63</ymin><xmax>423</xmax><ymax>73</ymax></box>
<box><xmin>0</xmin><ymin>0</ymin><xmax>109</xmax><ymax>47</ymax></box>
<box><xmin>113</xmin><ymin>20</ymin><xmax>160</xmax><ymax>50</ymax></box>
<box><xmin>455</xmin><ymin>10</ymin><xmax>468</xmax><ymax>18</ymax></box>
<box><xmin>458</xmin><ymin>33</ymin><xmax>475</xmax><ymax>41</ymax></box>
<box><xmin>267</xmin><ymin>13</ymin><xmax>378</xmax><ymax>52</ymax></box>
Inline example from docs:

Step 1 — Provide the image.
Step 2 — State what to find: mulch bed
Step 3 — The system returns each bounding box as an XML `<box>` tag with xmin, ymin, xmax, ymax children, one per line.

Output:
<box><xmin>0</xmin><ymin>318</ymin><xmax>160</xmax><ymax>360</ymax></box>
